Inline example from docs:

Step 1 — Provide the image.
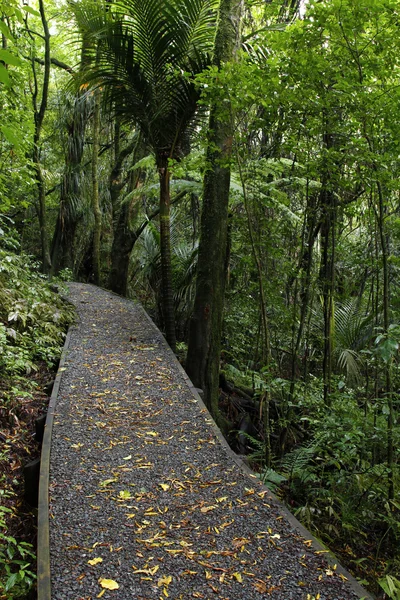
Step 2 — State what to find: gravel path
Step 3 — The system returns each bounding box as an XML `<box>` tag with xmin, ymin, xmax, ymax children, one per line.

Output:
<box><xmin>48</xmin><ymin>283</ymin><xmax>369</xmax><ymax>600</ymax></box>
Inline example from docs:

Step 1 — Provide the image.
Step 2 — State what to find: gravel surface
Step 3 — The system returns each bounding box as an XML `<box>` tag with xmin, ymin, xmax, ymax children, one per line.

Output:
<box><xmin>48</xmin><ymin>283</ymin><xmax>368</xmax><ymax>600</ymax></box>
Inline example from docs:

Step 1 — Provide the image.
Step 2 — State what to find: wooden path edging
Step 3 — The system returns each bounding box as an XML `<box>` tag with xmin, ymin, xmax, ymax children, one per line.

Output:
<box><xmin>37</xmin><ymin>328</ymin><xmax>73</xmax><ymax>600</ymax></box>
<box><xmin>37</xmin><ymin>288</ymin><xmax>374</xmax><ymax>600</ymax></box>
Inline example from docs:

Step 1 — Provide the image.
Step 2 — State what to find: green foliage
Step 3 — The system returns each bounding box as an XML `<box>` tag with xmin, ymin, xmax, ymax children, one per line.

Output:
<box><xmin>0</xmin><ymin>221</ymin><xmax>74</xmax><ymax>374</ymax></box>
<box><xmin>378</xmin><ymin>574</ymin><xmax>400</xmax><ymax>600</ymax></box>
<box><xmin>72</xmin><ymin>0</ymin><xmax>217</xmax><ymax>159</ymax></box>
<box><xmin>0</xmin><ymin>493</ymin><xmax>36</xmax><ymax>599</ymax></box>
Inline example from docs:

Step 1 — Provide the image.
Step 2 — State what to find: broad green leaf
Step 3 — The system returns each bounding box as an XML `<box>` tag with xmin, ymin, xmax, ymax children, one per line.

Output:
<box><xmin>0</xmin><ymin>64</ymin><xmax>11</xmax><ymax>86</ymax></box>
<box><xmin>22</xmin><ymin>5</ymin><xmax>41</xmax><ymax>17</ymax></box>
<box><xmin>0</xmin><ymin>21</ymin><xmax>15</xmax><ymax>42</ymax></box>
<box><xmin>1</xmin><ymin>126</ymin><xmax>21</xmax><ymax>148</ymax></box>
<box><xmin>0</xmin><ymin>50</ymin><xmax>22</xmax><ymax>67</ymax></box>
<box><xmin>6</xmin><ymin>572</ymin><xmax>19</xmax><ymax>591</ymax></box>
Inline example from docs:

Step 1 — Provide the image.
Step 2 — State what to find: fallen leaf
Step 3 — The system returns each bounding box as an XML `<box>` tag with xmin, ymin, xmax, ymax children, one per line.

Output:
<box><xmin>99</xmin><ymin>578</ymin><xmax>119</xmax><ymax>590</ymax></box>
<box><xmin>100</xmin><ymin>478</ymin><xmax>117</xmax><ymax>487</ymax></box>
<box><xmin>254</xmin><ymin>580</ymin><xmax>267</xmax><ymax>593</ymax></box>
<box><xmin>119</xmin><ymin>490</ymin><xmax>132</xmax><ymax>500</ymax></box>
<box><xmin>159</xmin><ymin>483</ymin><xmax>170</xmax><ymax>491</ymax></box>
<box><xmin>158</xmin><ymin>575</ymin><xmax>173</xmax><ymax>587</ymax></box>
<box><xmin>88</xmin><ymin>557</ymin><xmax>103</xmax><ymax>566</ymax></box>
<box><xmin>200</xmin><ymin>506</ymin><xmax>216</xmax><ymax>513</ymax></box>
<box><xmin>233</xmin><ymin>572</ymin><xmax>243</xmax><ymax>583</ymax></box>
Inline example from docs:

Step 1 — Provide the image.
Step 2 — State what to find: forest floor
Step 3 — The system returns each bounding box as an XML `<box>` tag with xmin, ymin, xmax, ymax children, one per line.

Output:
<box><xmin>0</xmin><ymin>363</ymin><xmax>55</xmax><ymax>600</ymax></box>
<box><xmin>40</xmin><ymin>282</ymin><xmax>370</xmax><ymax>600</ymax></box>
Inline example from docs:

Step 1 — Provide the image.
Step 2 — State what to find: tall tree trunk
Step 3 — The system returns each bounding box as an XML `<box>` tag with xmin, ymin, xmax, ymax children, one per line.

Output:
<box><xmin>32</xmin><ymin>0</ymin><xmax>51</xmax><ymax>273</ymax></box>
<box><xmin>158</xmin><ymin>156</ymin><xmax>176</xmax><ymax>352</ymax></box>
<box><xmin>91</xmin><ymin>89</ymin><xmax>101</xmax><ymax>285</ymax></box>
<box><xmin>108</xmin><ymin>133</ymin><xmax>143</xmax><ymax>296</ymax></box>
<box><xmin>375</xmin><ymin>181</ymin><xmax>394</xmax><ymax>501</ymax></box>
<box><xmin>186</xmin><ymin>0</ymin><xmax>243</xmax><ymax>418</ymax></box>
<box><xmin>319</xmin><ymin>127</ymin><xmax>336</xmax><ymax>406</ymax></box>
<box><xmin>289</xmin><ymin>186</ymin><xmax>319</xmax><ymax>403</ymax></box>
<box><xmin>51</xmin><ymin>45</ymin><xmax>90</xmax><ymax>275</ymax></box>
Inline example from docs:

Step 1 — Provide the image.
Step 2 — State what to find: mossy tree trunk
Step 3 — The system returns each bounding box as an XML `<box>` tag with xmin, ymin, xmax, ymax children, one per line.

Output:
<box><xmin>186</xmin><ymin>0</ymin><xmax>243</xmax><ymax>418</ymax></box>
<box><xmin>158</xmin><ymin>154</ymin><xmax>176</xmax><ymax>352</ymax></box>
<box><xmin>51</xmin><ymin>43</ymin><xmax>90</xmax><ymax>275</ymax></box>
<box><xmin>91</xmin><ymin>89</ymin><xmax>101</xmax><ymax>285</ymax></box>
<box><xmin>32</xmin><ymin>0</ymin><xmax>52</xmax><ymax>274</ymax></box>
<box><xmin>108</xmin><ymin>132</ymin><xmax>143</xmax><ymax>296</ymax></box>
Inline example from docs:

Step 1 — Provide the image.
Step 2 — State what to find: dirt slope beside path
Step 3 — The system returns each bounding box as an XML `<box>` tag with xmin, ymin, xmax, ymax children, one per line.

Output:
<box><xmin>44</xmin><ymin>282</ymin><xmax>371</xmax><ymax>600</ymax></box>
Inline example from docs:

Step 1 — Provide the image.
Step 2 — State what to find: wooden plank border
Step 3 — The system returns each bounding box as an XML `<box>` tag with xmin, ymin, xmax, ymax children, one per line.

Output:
<box><xmin>37</xmin><ymin>327</ymin><xmax>73</xmax><ymax>600</ymax></box>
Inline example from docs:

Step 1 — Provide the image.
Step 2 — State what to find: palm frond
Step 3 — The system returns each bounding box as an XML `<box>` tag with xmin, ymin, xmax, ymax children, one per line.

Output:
<box><xmin>71</xmin><ymin>0</ymin><xmax>217</xmax><ymax>157</ymax></box>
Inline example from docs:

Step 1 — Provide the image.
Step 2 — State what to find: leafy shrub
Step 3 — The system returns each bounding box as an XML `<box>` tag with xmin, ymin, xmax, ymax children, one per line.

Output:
<box><xmin>0</xmin><ymin>226</ymin><xmax>74</xmax><ymax>375</ymax></box>
<box><xmin>0</xmin><ymin>495</ymin><xmax>35</xmax><ymax>599</ymax></box>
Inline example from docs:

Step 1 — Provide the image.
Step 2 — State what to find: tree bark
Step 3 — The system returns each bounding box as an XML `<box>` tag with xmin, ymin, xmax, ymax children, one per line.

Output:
<box><xmin>50</xmin><ymin>41</ymin><xmax>91</xmax><ymax>275</ymax></box>
<box><xmin>158</xmin><ymin>156</ymin><xmax>176</xmax><ymax>352</ymax></box>
<box><xmin>32</xmin><ymin>0</ymin><xmax>52</xmax><ymax>273</ymax></box>
<box><xmin>186</xmin><ymin>0</ymin><xmax>243</xmax><ymax>418</ymax></box>
<box><xmin>91</xmin><ymin>89</ymin><xmax>101</xmax><ymax>285</ymax></box>
<box><xmin>108</xmin><ymin>132</ymin><xmax>143</xmax><ymax>296</ymax></box>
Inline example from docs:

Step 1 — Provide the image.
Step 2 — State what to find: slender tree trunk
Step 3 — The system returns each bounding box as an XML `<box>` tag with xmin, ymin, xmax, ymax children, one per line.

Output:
<box><xmin>32</xmin><ymin>0</ymin><xmax>51</xmax><ymax>273</ymax></box>
<box><xmin>319</xmin><ymin>127</ymin><xmax>336</xmax><ymax>406</ymax></box>
<box><xmin>91</xmin><ymin>89</ymin><xmax>101</xmax><ymax>285</ymax></box>
<box><xmin>108</xmin><ymin>134</ymin><xmax>143</xmax><ymax>295</ymax></box>
<box><xmin>51</xmin><ymin>43</ymin><xmax>90</xmax><ymax>275</ymax></box>
<box><xmin>186</xmin><ymin>0</ymin><xmax>243</xmax><ymax>418</ymax></box>
<box><xmin>375</xmin><ymin>181</ymin><xmax>394</xmax><ymax>501</ymax></box>
<box><xmin>158</xmin><ymin>157</ymin><xmax>176</xmax><ymax>352</ymax></box>
<box><xmin>289</xmin><ymin>186</ymin><xmax>319</xmax><ymax>401</ymax></box>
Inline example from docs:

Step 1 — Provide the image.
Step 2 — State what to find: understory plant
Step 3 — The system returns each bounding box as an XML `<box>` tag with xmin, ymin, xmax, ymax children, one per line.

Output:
<box><xmin>0</xmin><ymin>497</ymin><xmax>35</xmax><ymax>600</ymax></box>
<box><xmin>0</xmin><ymin>219</ymin><xmax>75</xmax><ymax>598</ymax></box>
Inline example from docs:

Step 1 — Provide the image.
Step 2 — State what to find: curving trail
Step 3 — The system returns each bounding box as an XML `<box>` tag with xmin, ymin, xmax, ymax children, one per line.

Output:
<box><xmin>38</xmin><ymin>282</ymin><xmax>372</xmax><ymax>600</ymax></box>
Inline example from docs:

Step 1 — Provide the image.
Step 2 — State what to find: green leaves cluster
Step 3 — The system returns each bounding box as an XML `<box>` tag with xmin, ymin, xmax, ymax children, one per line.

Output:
<box><xmin>0</xmin><ymin>221</ymin><xmax>74</xmax><ymax>375</ymax></box>
<box><xmin>0</xmin><ymin>498</ymin><xmax>35</xmax><ymax>599</ymax></box>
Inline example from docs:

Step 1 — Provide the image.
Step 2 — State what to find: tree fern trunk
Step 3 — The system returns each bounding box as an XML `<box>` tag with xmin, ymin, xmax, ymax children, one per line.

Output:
<box><xmin>91</xmin><ymin>89</ymin><xmax>101</xmax><ymax>285</ymax></box>
<box><xmin>158</xmin><ymin>158</ymin><xmax>176</xmax><ymax>352</ymax></box>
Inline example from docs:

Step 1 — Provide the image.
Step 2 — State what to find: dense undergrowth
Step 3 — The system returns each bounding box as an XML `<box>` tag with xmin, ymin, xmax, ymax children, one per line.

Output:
<box><xmin>217</xmin><ymin>363</ymin><xmax>400</xmax><ymax>599</ymax></box>
<box><xmin>0</xmin><ymin>219</ymin><xmax>74</xmax><ymax>599</ymax></box>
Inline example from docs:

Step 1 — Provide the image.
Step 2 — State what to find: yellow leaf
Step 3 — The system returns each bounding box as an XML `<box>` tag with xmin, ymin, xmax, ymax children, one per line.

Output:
<box><xmin>88</xmin><ymin>557</ymin><xmax>103</xmax><ymax>566</ymax></box>
<box><xmin>146</xmin><ymin>431</ymin><xmax>158</xmax><ymax>436</ymax></box>
<box><xmin>158</xmin><ymin>575</ymin><xmax>173</xmax><ymax>587</ymax></box>
<box><xmin>205</xmin><ymin>571</ymin><xmax>212</xmax><ymax>580</ymax></box>
<box><xmin>99</xmin><ymin>578</ymin><xmax>119</xmax><ymax>590</ymax></box>
<box><xmin>159</xmin><ymin>483</ymin><xmax>170</xmax><ymax>491</ymax></box>
<box><xmin>100</xmin><ymin>478</ymin><xmax>117</xmax><ymax>487</ymax></box>
<box><xmin>233</xmin><ymin>572</ymin><xmax>243</xmax><ymax>583</ymax></box>
<box><xmin>97</xmin><ymin>590</ymin><xmax>106</xmax><ymax>598</ymax></box>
